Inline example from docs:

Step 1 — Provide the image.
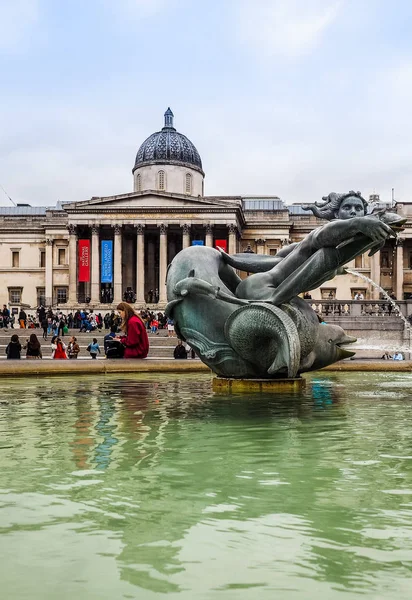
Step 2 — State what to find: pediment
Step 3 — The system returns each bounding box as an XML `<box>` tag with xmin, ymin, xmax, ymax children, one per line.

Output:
<box><xmin>64</xmin><ymin>191</ymin><xmax>241</xmax><ymax>212</ymax></box>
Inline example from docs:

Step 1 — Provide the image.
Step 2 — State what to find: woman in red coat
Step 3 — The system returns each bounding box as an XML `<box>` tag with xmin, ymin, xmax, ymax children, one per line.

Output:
<box><xmin>115</xmin><ymin>302</ymin><xmax>149</xmax><ymax>359</ymax></box>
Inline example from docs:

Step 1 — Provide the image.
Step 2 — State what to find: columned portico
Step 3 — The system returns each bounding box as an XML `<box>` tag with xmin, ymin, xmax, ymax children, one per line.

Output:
<box><xmin>205</xmin><ymin>224</ymin><xmax>213</xmax><ymax>247</ymax></box>
<box><xmin>370</xmin><ymin>251</ymin><xmax>381</xmax><ymax>300</ymax></box>
<box><xmin>68</xmin><ymin>225</ymin><xmax>77</xmax><ymax>304</ymax></box>
<box><xmin>182</xmin><ymin>224</ymin><xmax>191</xmax><ymax>249</ymax></box>
<box><xmin>228</xmin><ymin>224</ymin><xmax>237</xmax><ymax>254</ymax></box>
<box><xmin>113</xmin><ymin>224</ymin><xmax>123</xmax><ymax>304</ymax></box>
<box><xmin>159</xmin><ymin>224</ymin><xmax>168</xmax><ymax>303</ymax></box>
<box><xmin>396</xmin><ymin>238</ymin><xmax>404</xmax><ymax>301</ymax></box>
<box><xmin>136</xmin><ymin>224</ymin><xmax>145</xmax><ymax>303</ymax></box>
<box><xmin>255</xmin><ymin>238</ymin><xmax>266</xmax><ymax>255</ymax></box>
<box><xmin>45</xmin><ymin>238</ymin><xmax>53</xmax><ymax>304</ymax></box>
<box><xmin>91</xmin><ymin>225</ymin><xmax>100</xmax><ymax>304</ymax></box>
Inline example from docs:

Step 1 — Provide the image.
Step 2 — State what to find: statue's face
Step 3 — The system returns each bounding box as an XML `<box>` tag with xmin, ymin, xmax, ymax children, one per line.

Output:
<box><xmin>336</xmin><ymin>196</ymin><xmax>365</xmax><ymax>220</ymax></box>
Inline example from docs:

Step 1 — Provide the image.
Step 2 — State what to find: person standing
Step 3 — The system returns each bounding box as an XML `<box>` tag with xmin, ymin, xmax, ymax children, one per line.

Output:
<box><xmin>2</xmin><ymin>305</ymin><xmax>10</xmax><ymax>330</ymax></box>
<box><xmin>18</xmin><ymin>309</ymin><xmax>27</xmax><ymax>329</ymax></box>
<box><xmin>167</xmin><ymin>317</ymin><xmax>175</xmax><ymax>337</ymax></box>
<box><xmin>51</xmin><ymin>336</ymin><xmax>67</xmax><ymax>359</ymax></box>
<box><xmin>115</xmin><ymin>303</ymin><xmax>149</xmax><ymax>359</ymax></box>
<box><xmin>58</xmin><ymin>316</ymin><xmax>66</xmax><ymax>337</ymax></box>
<box><xmin>38</xmin><ymin>305</ymin><xmax>46</xmax><ymax>324</ymax></box>
<box><xmin>150</xmin><ymin>317</ymin><xmax>159</xmax><ymax>335</ymax></box>
<box><xmin>41</xmin><ymin>316</ymin><xmax>48</xmax><ymax>340</ymax></box>
<box><xmin>67</xmin><ymin>336</ymin><xmax>80</xmax><ymax>359</ymax></box>
<box><xmin>87</xmin><ymin>338</ymin><xmax>101</xmax><ymax>359</ymax></box>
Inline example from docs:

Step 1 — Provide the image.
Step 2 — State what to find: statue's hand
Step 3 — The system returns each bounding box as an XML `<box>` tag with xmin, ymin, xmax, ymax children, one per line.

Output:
<box><xmin>336</xmin><ymin>266</ymin><xmax>348</xmax><ymax>275</ymax></box>
<box><xmin>354</xmin><ymin>216</ymin><xmax>394</xmax><ymax>243</ymax></box>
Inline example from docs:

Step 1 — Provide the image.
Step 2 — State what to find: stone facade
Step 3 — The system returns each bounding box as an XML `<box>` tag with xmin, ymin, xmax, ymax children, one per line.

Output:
<box><xmin>1</xmin><ymin>108</ymin><xmax>412</xmax><ymax>311</ymax></box>
<box><xmin>133</xmin><ymin>164</ymin><xmax>204</xmax><ymax>196</ymax></box>
<box><xmin>1</xmin><ymin>195</ymin><xmax>411</xmax><ymax>312</ymax></box>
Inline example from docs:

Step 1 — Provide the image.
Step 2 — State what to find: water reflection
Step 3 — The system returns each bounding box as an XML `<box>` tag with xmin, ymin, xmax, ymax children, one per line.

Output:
<box><xmin>0</xmin><ymin>373</ymin><xmax>412</xmax><ymax>598</ymax></box>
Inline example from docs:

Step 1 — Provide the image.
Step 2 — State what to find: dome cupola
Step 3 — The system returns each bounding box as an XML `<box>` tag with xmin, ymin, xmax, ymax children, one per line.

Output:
<box><xmin>132</xmin><ymin>109</ymin><xmax>205</xmax><ymax>196</ymax></box>
<box><xmin>133</xmin><ymin>108</ymin><xmax>204</xmax><ymax>175</ymax></box>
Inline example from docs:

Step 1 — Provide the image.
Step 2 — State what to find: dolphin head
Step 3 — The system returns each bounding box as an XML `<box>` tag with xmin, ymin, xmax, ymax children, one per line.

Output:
<box><xmin>173</xmin><ymin>277</ymin><xmax>219</xmax><ymax>299</ymax></box>
<box><xmin>303</xmin><ymin>323</ymin><xmax>356</xmax><ymax>371</ymax></box>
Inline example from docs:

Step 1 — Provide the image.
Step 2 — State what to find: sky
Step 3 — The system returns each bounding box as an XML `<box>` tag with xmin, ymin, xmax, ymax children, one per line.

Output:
<box><xmin>1</xmin><ymin>0</ymin><xmax>412</xmax><ymax>207</ymax></box>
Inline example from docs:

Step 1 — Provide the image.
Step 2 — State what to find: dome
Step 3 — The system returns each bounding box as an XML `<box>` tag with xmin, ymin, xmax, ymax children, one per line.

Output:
<box><xmin>133</xmin><ymin>108</ymin><xmax>204</xmax><ymax>175</ymax></box>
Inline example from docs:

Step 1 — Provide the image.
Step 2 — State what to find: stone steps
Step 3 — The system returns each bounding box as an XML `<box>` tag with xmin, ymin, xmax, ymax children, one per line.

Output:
<box><xmin>0</xmin><ymin>329</ymin><xmax>179</xmax><ymax>359</ymax></box>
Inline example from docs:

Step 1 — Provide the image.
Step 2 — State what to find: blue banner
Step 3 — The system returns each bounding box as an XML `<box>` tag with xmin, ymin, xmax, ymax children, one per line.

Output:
<box><xmin>192</xmin><ymin>240</ymin><xmax>204</xmax><ymax>246</ymax></box>
<box><xmin>101</xmin><ymin>240</ymin><xmax>113</xmax><ymax>283</ymax></box>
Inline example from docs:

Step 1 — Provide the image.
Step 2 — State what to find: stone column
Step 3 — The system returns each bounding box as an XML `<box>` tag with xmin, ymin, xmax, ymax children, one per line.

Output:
<box><xmin>182</xmin><ymin>224</ymin><xmax>191</xmax><ymax>249</ymax></box>
<box><xmin>228</xmin><ymin>224</ymin><xmax>237</xmax><ymax>255</ymax></box>
<box><xmin>255</xmin><ymin>238</ymin><xmax>266</xmax><ymax>255</ymax></box>
<box><xmin>45</xmin><ymin>238</ymin><xmax>53</xmax><ymax>305</ymax></box>
<box><xmin>113</xmin><ymin>224</ymin><xmax>123</xmax><ymax>304</ymax></box>
<box><xmin>205</xmin><ymin>224</ymin><xmax>213</xmax><ymax>247</ymax></box>
<box><xmin>91</xmin><ymin>225</ymin><xmax>100</xmax><ymax>304</ymax></box>
<box><xmin>67</xmin><ymin>225</ymin><xmax>77</xmax><ymax>305</ymax></box>
<box><xmin>396</xmin><ymin>238</ymin><xmax>404</xmax><ymax>301</ymax></box>
<box><xmin>136</xmin><ymin>224</ymin><xmax>145</xmax><ymax>304</ymax></box>
<box><xmin>159</xmin><ymin>224</ymin><xmax>168</xmax><ymax>303</ymax></box>
<box><xmin>370</xmin><ymin>251</ymin><xmax>381</xmax><ymax>300</ymax></box>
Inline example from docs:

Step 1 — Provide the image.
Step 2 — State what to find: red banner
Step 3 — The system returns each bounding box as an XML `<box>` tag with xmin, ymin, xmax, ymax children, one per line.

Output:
<box><xmin>215</xmin><ymin>239</ymin><xmax>227</xmax><ymax>252</ymax></box>
<box><xmin>78</xmin><ymin>239</ymin><xmax>90</xmax><ymax>282</ymax></box>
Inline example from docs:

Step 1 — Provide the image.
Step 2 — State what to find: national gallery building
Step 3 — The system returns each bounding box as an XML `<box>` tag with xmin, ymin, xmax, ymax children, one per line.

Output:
<box><xmin>1</xmin><ymin>108</ymin><xmax>412</xmax><ymax>312</ymax></box>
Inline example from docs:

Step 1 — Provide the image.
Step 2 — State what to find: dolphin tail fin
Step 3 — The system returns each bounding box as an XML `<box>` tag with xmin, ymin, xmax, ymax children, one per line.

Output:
<box><xmin>224</xmin><ymin>303</ymin><xmax>301</xmax><ymax>378</ymax></box>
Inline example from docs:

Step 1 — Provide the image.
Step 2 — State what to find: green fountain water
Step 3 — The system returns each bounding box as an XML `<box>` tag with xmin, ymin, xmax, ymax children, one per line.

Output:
<box><xmin>1</xmin><ymin>373</ymin><xmax>412</xmax><ymax>599</ymax></box>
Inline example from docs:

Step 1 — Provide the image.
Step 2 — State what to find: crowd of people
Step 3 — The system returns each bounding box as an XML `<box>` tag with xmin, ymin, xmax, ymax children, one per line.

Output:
<box><xmin>3</xmin><ymin>302</ymin><xmax>153</xmax><ymax>361</ymax></box>
<box><xmin>2</xmin><ymin>301</ymin><xmax>199</xmax><ymax>361</ymax></box>
<box><xmin>381</xmin><ymin>351</ymin><xmax>405</xmax><ymax>361</ymax></box>
<box><xmin>2</xmin><ymin>302</ymin><xmax>408</xmax><ymax>363</ymax></box>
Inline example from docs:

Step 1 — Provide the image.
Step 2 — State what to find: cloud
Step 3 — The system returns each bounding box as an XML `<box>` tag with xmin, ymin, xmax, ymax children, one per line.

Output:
<box><xmin>236</xmin><ymin>0</ymin><xmax>343</xmax><ymax>58</ymax></box>
<box><xmin>0</xmin><ymin>0</ymin><xmax>39</xmax><ymax>52</ymax></box>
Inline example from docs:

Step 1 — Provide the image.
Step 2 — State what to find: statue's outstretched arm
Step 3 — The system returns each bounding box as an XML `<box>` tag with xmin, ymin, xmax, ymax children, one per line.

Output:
<box><xmin>311</xmin><ymin>216</ymin><xmax>394</xmax><ymax>250</ymax></box>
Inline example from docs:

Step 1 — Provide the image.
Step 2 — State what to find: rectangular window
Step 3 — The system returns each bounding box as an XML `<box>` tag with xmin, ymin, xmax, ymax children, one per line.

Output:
<box><xmin>380</xmin><ymin>251</ymin><xmax>389</xmax><ymax>269</ymax></box>
<box><xmin>40</xmin><ymin>250</ymin><xmax>45</xmax><ymax>268</ymax></box>
<box><xmin>320</xmin><ymin>288</ymin><xmax>336</xmax><ymax>300</ymax></box>
<box><xmin>269</xmin><ymin>249</ymin><xmax>277</xmax><ymax>256</ymax></box>
<box><xmin>351</xmin><ymin>289</ymin><xmax>366</xmax><ymax>299</ymax></box>
<box><xmin>56</xmin><ymin>287</ymin><xmax>67</xmax><ymax>304</ymax></box>
<box><xmin>354</xmin><ymin>255</ymin><xmax>362</xmax><ymax>269</ymax></box>
<box><xmin>12</xmin><ymin>251</ymin><xmax>19</xmax><ymax>268</ymax></box>
<box><xmin>9</xmin><ymin>288</ymin><xmax>22</xmax><ymax>304</ymax></box>
<box><xmin>185</xmin><ymin>173</ymin><xmax>192</xmax><ymax>194</ymax></box>
<box><xmin>58</xmin><ymin>248</ymin><xmax>66</xmax><ymax>265</ymax></box>
<box><xmin>37</xmin><ymin>288</ymin><xmax>46</xmax><ymax>306</ymax></box>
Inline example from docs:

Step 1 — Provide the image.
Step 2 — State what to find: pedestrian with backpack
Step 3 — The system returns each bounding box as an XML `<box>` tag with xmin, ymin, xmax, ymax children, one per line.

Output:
<box><xmin>87</xmin><ymin>338</ymin><xmax>101</xmax><ymax>359</ymax></box>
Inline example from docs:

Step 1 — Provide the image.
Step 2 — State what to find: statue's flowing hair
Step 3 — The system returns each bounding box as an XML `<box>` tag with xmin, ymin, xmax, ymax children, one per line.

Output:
<box><xmin>303</xmin><ymin>191</ymin><xmax>368</xmax><ymax>221</ymax></box>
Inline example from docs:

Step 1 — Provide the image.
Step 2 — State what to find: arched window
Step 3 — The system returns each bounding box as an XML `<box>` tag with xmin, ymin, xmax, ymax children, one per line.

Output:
<box><xmin>185</xmin><ymin>173</ymin><xmax>192</xmax><ymax>194</ymax></box>
<box><xmin>136</xmin><ymin>173</ymin><xmax>141</xmax><ymax>192</ymax></box>
<box><xmin>158</xmin><ymin>170</ymin><xmax>165</xmax><ymax>191</ymax></box>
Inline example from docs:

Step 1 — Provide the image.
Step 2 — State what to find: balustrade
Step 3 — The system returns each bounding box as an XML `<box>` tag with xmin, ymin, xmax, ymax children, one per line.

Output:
<box><xmin>306</xmin><ymin>299</ymin><xmax>410</xmax><ymax>318</ymax></box>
